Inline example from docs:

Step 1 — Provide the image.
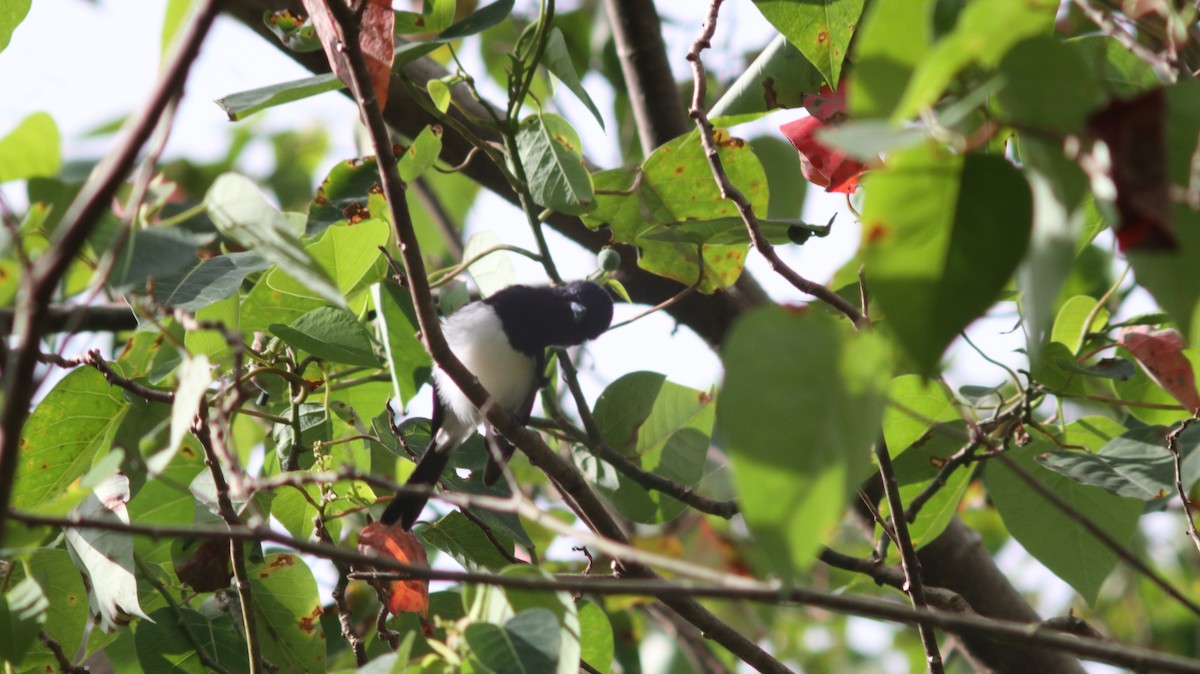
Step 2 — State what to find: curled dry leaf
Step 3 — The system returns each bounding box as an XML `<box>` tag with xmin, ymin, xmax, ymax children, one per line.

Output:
<box><xmin>300</xmin><ymin>0</ymin><xmax>395</xmax><ymax>110</ymax></box>
<box><xmin>1118</xmin><ymin>326</ymin><xmax>1200</xmax><ymax>412</ymax></box>
<box><xmin>357</xmin><ymin>521</ymin><xmax>430</xmax><ymax>621</ymax></box>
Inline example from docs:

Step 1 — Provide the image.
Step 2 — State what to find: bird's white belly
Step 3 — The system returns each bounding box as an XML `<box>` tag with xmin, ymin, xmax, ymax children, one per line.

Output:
<box><xmin>433</xmin><ymin>303</ymin><xmax>537</xmax><ymax>439</ymax></box>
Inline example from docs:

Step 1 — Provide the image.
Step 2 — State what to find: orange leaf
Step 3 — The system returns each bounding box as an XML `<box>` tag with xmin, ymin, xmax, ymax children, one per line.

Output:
<box><xmin>300</xmin><ymin>0</ymin><xmax>395</xmax><ymax>110</ymax></box>
<box><xmin>358</xmin><ymin>521</ymin><xmax>430</xmax><ymax>618</ymax></box>
<box><xmin>1118</xmin><ymin>326</ymin><xmax>1200</xmax><ymax>412</ymax></box>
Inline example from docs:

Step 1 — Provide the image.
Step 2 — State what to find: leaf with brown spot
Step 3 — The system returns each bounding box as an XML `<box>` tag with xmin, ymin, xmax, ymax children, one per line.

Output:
<box><xmin>1118</xmin><ymin>326</ymin><xmax>1200</xmax><ymax>412</ymax></box>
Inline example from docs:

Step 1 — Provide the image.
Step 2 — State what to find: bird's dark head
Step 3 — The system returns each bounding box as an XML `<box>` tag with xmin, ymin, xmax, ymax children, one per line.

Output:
<box><xmin>485</xmin><ymin>281</ymin><xmax>614</xmax><ymax>355</ymax></box>
<box><xmin>558</xmin><ymin>280</ymin><xmax>614</xmax><ymax>343</ymax></box>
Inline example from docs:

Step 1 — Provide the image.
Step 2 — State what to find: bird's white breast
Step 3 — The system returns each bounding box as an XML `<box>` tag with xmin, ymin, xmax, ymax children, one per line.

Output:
<box><xmin>432</xmin><ymin>302</ymin><xmax>537</xmax><ymax>441</ymax></box>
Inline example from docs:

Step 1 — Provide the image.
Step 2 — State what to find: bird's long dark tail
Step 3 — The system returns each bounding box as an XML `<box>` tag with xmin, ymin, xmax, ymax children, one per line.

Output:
<box><xmin>380</xmin><ymin>440</ymin><xmax>453</xmax><ymax>530</ymax></box>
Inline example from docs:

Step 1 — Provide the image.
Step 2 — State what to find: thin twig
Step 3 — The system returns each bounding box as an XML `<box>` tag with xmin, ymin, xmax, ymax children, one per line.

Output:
<box><xmin>818</xmin><ymin>547</ymin><xmax>971</xmax><ymax>614</ymax></box>
<box><xmin>38</xmin><ymin>631</ymin><xmax>88</xmax><ymax>674</ymax></box>
<box><xmin>874</xmin><ymin>439</ymin><xmax>945</xmax><ymax>672</ymax></box>
<box><xmin>684</xmin><ymin>0</ymin><xmax>866</xmax><ymax>329</ymax></box>
<box><xmin>194</xmin><ymin>406</ymin><xmax>262</xmax><ymax>674</ymax></box>
<box><xmin>1166</xmin><ymin>416</ymin><xmax>1200</xmax><ymax>558</ymax></box>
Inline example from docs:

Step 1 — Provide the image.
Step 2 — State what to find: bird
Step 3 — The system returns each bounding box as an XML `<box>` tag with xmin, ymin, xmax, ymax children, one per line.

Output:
<box><xmin>380</xmin><ymin>280</ymin><xmax>614</xmax><ymax>530</ymax></box>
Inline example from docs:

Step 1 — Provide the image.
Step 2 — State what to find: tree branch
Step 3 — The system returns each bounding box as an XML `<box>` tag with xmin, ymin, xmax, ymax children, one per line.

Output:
<box><xmin>12</xmin><ymin>509</ymin><xmax>1200</xmax><ymax>674</ymax></box>
<box><xmin>602</xmin><ymin>0</ymin><xmax>689</xmax><ymax>158</ymax></box>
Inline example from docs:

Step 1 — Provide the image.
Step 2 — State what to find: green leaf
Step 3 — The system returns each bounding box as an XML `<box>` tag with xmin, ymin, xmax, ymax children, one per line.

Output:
<box><xmin>882</xmin><ymin>375</ymin><xmax>959</xmax><ymax>457</ymax></box>
<box><xmin>584</xmin><ymin>131</ymin><xmax>768</xmax><ymax>292</ymax></box>
<box><xmin>711</xmin><ymin>34</ymin><xmax>825</xmax><ymax>118</ymax></box>
<box><xmin>893</xmin><ymin>0</ymin><xmax>1057</xmax><ymax>122</ymax></box>
<box><xmin>0</xmin><ymin>112</ymin><xmax>60</xmax><ymax>183</ymax></box>
<box><xmin>718</xmin><ymin>307</ymin><xmax>890</xmax><ymax>578</ymax></box>
<box><xmin>153</xmin><ymin>251</ymin><xmax>269</xmax><ymax>311</ymax></box>
<box><xmin>586</xmin><ymin>372</ymin><xmax>715</xmax><ymax>523</ymax></box>
<box><xmin>205</xmin><ymin>173</ymin><xmax>346</xmax><ymax>309</ymax></box>
<box><xmin>751</xmin><ymin>136</ymin><xmax>806</xmax><ymax>219</ymax></box>
<box><xmin>24</xmin><ymin>550</ymin><xmax>88</xmax><ymax>670</ymax></box>
<box><xmin>160</xmin><ymin>0</ymin><xmax>194</xmax><ymax>57</ymax></box>
<box><xmin>1050</xmin><ymin>295</ymin><xmax>1108</xmax><ymax>355</ymax></box>
<box><xmin>14</xmin><ymin>367</ymin><xmax>128</xmax><ymax>509</ymax></box>
<box><xmin>541</xmin><ymin>27</ymin><xmax>604</xmax><ymax>130</ymax></box>
<box><xmin>464</xmin><ymin>230</ymin><xmax>517</xmax><ymax>297</ymax></box>
<box><xmin>466</xmin><ymin>566</ymin><xmax>579</xmax><ymax>674</ymax></box>
<box><xmin>419</xmin><ymin>511</ymin><xmax>514</xmax><ymax>571</ymax></box>
<box><xmin>1015</xmin><ymin>156</ymin><xmax>1086</xmax><ymax>345</ymax></box>
<box><xmin>752</xmin><ymin>0</ymin><xmax>865</xmax><ymax>87</ymax></box>
<box><xmin>398</xmin><ymin>124</ymin><xmax>444</xmax><ymax>183</ymax></box>
<box><xmin>466</xmin><ymin>608</ymin><xmax>560</xmax><ymax>673</ymax></box>
<box><xmin>848</xmin><ymin>0</ymin><xmax>937</xmax><ymax>118</ymax></box>
<box><xmin>439</xmin><ymin>0</ymin><xmax>514</xmax><ymax>39</ymax></box>
<box><xmin>577</xmin><ymin>600</ymin><xmax>613</xmax><ymax>674</ymax></box>
<box><xmin>427</xmin><ymin>78</ymin><xmax>451</xmax><ymax>113</ymax></box>
<box><xmin>267</xmin><ymin>219</ymin><xmax>389</xmax><ymax>300</ymax></box>
<box><xmin>375</xmin><ymin>282</ymin><xmax>432</xmax><ymax>407</ymax></box>
<box><xmin>248</xmin><ymin>554</ymin><xmax>325</xmax><ymax>673</ymax></box>
<box><xmin>996</xmin><ymin>37</ymin><xmax>1101</xmax><ymax>135</ymax></box>
<box><xmin>515</xmin><ymin>113</ymin><xmax>594</xmax><ymax>216</ymax></box>
<box><xmin>182</xmin><ymin>296</ymin><xmax>237</xmax><ymax>366</ymax></box>
<box><xmin>636</xmin><ymin>216</ymin><xmax>830</xmax><ymax>247</ymax></box>
<box><xmin>1040</xmin><ymin>424</ymin><xmax>1200</xmax><ymax>501</ymax></box>
<box><xmin>135</xmin><ymin>607</ymin><xmax>250</xmax><ymax>674</ymax></box>
<box><xmin>0</xmin><ymin>577</ymin><xmax>47</xmax><ymax>667</ymax></box>
<box><xmin>270</xmin><ymin>307</ymin><xmax>381</xmax><ymax>368</ymax></box>
<box><xmin>863</xmin><ymin>148</ymin><xmax>1032</xmax><ymax>373</ymax></box>
<box><xmin>215</xmin><ymin>72</ymin><xmax>344</xmax><ymax>121</ymax></box>
<box><xmin>1069</xmin><ymin>35</ymin><xmax>1161</xmax><ymax>99</ymax></box>
<box><xmin>0</xmin><ymin>0</ymin><xmax>30</xmax><ymax>53</ymax></box>
<box><xmin>815</xmin><ymin>121</ymin><xmax>928</xmax><ymax>160</ymax></box>
<box><xmin>986</xmin><ymin>430</ymin><xmax>1142</xmax><ymax>604</ymax></box>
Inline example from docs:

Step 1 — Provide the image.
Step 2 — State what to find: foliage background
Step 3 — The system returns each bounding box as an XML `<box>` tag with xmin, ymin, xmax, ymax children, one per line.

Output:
<box><xmin>3</xmin><ymin>1</ymin><xmax>1200</xmax><ymax>673</ymax></box>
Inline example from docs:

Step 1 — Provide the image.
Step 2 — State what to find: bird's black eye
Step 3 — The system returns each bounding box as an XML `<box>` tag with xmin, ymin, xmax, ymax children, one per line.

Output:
<box><xmin>570</xmin><ymin>301</ymin><xmax>586</xmax><ymax>323</ymax></box>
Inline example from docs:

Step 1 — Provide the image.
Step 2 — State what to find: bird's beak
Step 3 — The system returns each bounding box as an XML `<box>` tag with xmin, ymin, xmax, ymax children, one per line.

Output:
<box><xmin>570</xmin><ymin>301</ymin><xmax>586</xmax><ymax>323</ymax></box>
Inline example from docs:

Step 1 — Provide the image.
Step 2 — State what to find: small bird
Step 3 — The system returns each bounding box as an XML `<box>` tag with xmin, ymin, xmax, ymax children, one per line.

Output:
<box><xmin>380</xmin><ymin>281</ymin><xmax>614</xmax><ymax>530</ymax></box>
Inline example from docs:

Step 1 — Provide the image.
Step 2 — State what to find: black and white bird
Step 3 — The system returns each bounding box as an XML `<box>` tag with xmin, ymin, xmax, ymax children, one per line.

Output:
<box><xmin>380</xmin><ymin>281</ymin><xmax>614</xmax><ymax>530</ymax></box>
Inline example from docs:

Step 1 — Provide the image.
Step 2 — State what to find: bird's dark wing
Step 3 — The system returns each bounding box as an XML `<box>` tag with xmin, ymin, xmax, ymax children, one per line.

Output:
<box><xmin>482</xmin><ymin>349</ymin><xmax>546</xmax><ymax>486</ymax></box>
<box><xmin>380</xmin><ymin>384</ymin><xmax>452</xmax><ymax>530</ymax></box>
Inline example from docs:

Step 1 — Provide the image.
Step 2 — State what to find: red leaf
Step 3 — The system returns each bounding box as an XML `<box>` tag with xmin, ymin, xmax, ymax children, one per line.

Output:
<box><xmin>1118</xmin><ymin>326</ymin><xmax>1200</xmax><ymax>412</ymax></box>
<box><xmin>358</xmin><ymin>521</ymin><xmax>430</xmax><ymax>619</ymax></box>
<box><xmin>780</xmin><ymin>116</ymin><xmax>866</xmax><ymax>194</ymax></box>
<box><xmin>1086</xmin><ymin>89</ymin><xmax>1175</xmax><ymax>252</ymax></box>
<box><xmin>802</xmin><ymin>82</ymin><xmax>847</xmax><ymax>124</ymax></box>
<box><xmin>301</xmin><ymin>0</ymin><xmax>395</xmax><ymax>110</ymax></box>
